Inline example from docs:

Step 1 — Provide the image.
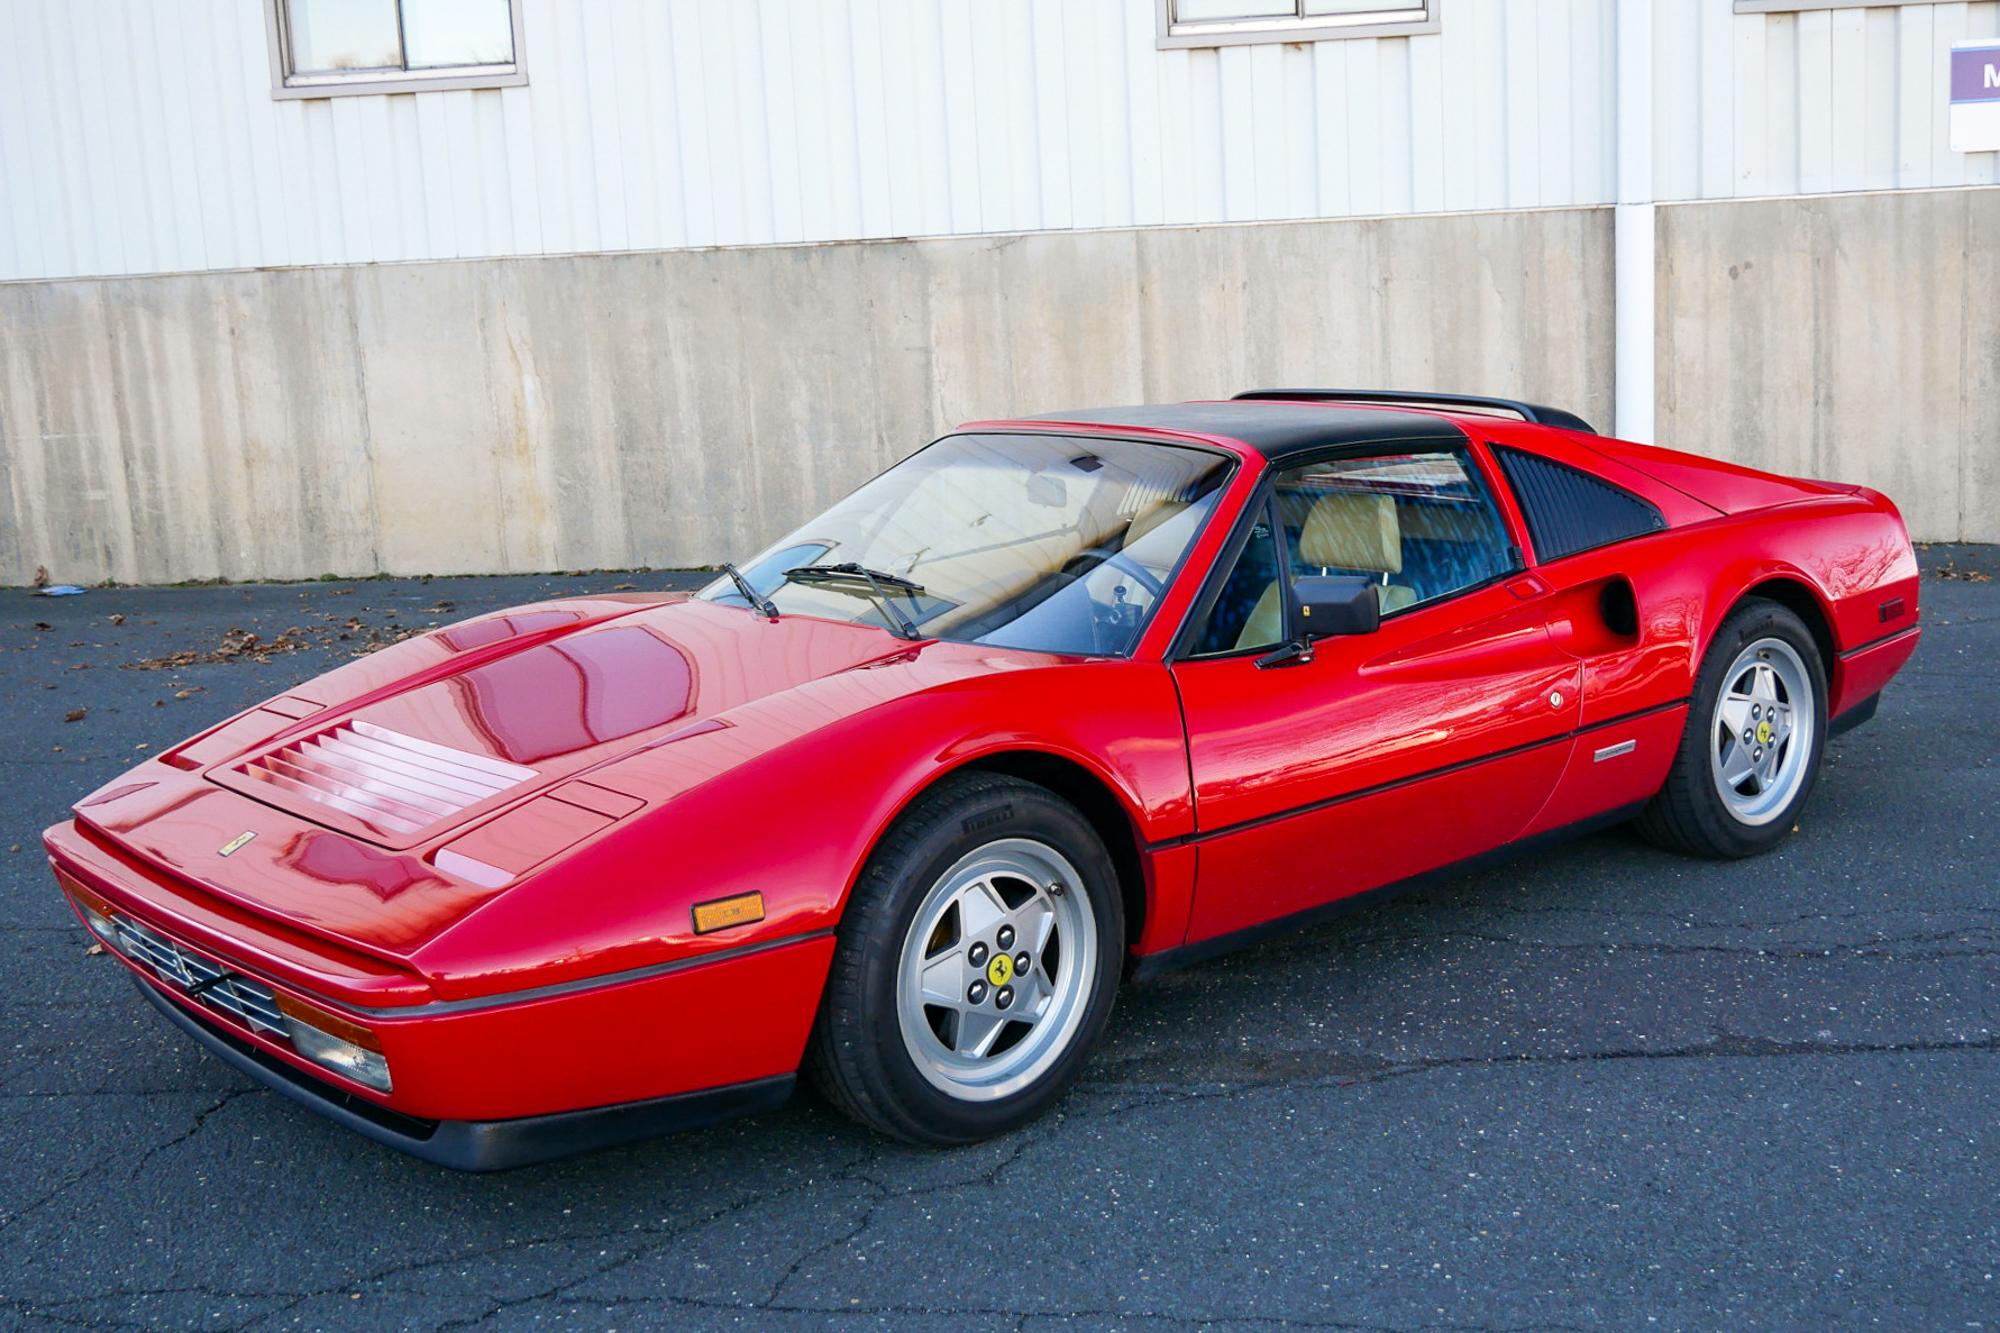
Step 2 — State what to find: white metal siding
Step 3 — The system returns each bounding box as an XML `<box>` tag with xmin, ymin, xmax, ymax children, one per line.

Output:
<box><xmin>0</xmin><ymin>0</ymin><xmax>1619</xmax><ymax>281</ymax></box>
<box><xmin>1654</xmin><ymin>0</ymin><xmax>1998</xmax><ymax>199</ymax></box>
<box><xmin>0</xmin><ymin>0</ymin><xmax>1993</xmax><ymax>283</ymax></box>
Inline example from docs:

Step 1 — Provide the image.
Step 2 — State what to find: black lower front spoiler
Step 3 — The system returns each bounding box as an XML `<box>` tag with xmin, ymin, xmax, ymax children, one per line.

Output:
<box><xmin>134</xmin><ymin>974</ymin><xmax>795</xmax><ymax>1171</ymax></box>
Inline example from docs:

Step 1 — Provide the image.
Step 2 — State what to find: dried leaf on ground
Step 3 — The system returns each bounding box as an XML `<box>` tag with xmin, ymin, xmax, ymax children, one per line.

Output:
<box><xmin>63</xmin><ymin>708</ymin><xmax>86</xmax><ymax>722</ymax></box>
<box><xmin>124</xmin><ymin>619</ymin><xmax>425</xmax><ymax>670</ymax></box>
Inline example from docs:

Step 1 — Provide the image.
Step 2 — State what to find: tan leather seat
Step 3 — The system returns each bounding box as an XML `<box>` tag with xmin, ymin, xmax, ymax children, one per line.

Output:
<box><xmin>1234</xmin><ymin>492</ymin><xmax>1416</xmax><ymax>650</ymax></box>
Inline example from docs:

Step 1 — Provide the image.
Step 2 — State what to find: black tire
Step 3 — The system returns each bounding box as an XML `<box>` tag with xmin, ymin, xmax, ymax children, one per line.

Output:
<box><xmin>1637</xmin><ymin>597</ymin><xmax>1828</xmax><ymax>858</ymax></box>
<box><xmin>806</xmin><ymin>771</ymin><xmax>1124</xmax><ymax>1145</ymax></box>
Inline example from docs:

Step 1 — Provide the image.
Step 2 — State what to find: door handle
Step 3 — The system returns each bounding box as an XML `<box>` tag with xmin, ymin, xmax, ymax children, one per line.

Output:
<box><xmin>1255</xmin><ymin>639</ymin><xmax>1315</xmax><ymax>669</ymax></box>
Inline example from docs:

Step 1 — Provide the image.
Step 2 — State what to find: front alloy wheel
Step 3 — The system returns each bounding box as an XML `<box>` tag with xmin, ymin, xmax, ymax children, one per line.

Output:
<box><xmin>808</xmin><ymin>772</ymin><xmax>1124</xmax><ymax>1144</ymax></box>
<box><xmin>897</xmin><ymin>838</ymin><xmax>1098</xmax><ymax>1102</ymax></box>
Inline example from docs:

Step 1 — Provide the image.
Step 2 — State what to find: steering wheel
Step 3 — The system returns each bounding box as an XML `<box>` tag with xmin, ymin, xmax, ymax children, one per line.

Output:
<box><xmin>1061</xmin><ymin>549</ymin><xmax>1164</xmax><ymax>599</ymax></box>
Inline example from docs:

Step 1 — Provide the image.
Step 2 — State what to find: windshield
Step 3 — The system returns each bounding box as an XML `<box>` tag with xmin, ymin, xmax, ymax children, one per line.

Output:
<box><xmin>702</xmin><ymin>433</ymin><xmax>1232</xmax><ymax>657</ymax></box>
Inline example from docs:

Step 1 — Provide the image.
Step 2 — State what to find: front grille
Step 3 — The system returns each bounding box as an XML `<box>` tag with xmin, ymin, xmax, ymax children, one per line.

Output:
<box><xmin>109</xmin><ymin>915</ymin><xmax>289</xmax><ymax>1037</ymax></box>
<box><xmin>234</xmin><ymin>720</ymin><xmax>536</xmax><ymax>837</ymax></box>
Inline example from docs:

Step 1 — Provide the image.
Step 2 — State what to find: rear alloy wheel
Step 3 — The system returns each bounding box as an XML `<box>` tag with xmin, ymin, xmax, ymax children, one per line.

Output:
<box><xmin>807</xmin><ymin>773</ymin><xmax>1123</xmax><ymax>1144</ymax></box>
<box><xmin>1638</xmin><ymin>598</ymin><xmax>1827</xmax><ymax>858</ymax></box>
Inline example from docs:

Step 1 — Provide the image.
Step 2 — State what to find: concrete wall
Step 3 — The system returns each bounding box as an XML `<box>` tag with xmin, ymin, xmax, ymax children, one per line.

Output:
<box><xmin>0</xmin><ymin>206</ymin><xmax>1613</xmax><ymax>585</ymax></box>
<box><xmin>4</xmin><ymin>186</ymin><xmax>1990</xmax><ymax>587</ymax></box>
<box><xmin>1656</xmin><ymin>185</ymin><xmax>1999</xmax><ymax>545</ymax></box>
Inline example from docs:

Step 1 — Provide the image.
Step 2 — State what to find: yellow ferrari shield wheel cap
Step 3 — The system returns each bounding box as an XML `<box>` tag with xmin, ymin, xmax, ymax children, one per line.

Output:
<box><xmin>986</xmin><ymin>952</ymin><xmax>1014</xmax><ymax>987</ymax></box>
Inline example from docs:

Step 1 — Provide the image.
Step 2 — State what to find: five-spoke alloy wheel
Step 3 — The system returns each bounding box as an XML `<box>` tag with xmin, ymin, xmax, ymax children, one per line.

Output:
<box><xmin>1708</xmin><ymin>636</ymin><xmax>1816</xmax><ymax>827</ymax></box>
<box><xmin>896</xmin><ymin>838</ymin><xmax>1098</xmax><ymax>1102</ymax></box>
<box><xmin>808</xmin><ymin>772</ymin><xmax>1124</xmax><ymax>1144</ymax></box>
<box><xmin>1639</xmin><ymin>597</ymin><xmax>1829</xmax><ymax>858</ymax></box>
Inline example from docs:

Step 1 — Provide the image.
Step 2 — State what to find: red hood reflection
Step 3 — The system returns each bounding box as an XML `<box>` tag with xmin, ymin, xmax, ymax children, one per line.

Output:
<box><xmin>282</xmin><ymin>831</ymin><xmax>444</xmax><ymax>903</ymax></box>
<box><xmin>449</xmin><ymin>625</ymin><xmax>694</xmax><ymax>764</ymax></box>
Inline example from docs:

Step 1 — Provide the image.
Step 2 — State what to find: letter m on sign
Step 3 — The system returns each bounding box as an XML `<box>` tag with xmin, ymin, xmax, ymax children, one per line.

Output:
<box><xmin>1988</xmin><ymin>64</ymin><xmax>2000</xmax><ymax>89</ymax></box>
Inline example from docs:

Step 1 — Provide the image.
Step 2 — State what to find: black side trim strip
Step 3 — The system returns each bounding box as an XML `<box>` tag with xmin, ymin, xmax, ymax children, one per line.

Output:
<box><xmin>136</xmin><ymin>973</ymin><xmax>795</xmax><ymax>1171</ymax></box>
<box><xmin>345</xmin><ymin>929</ymin><xmax>836</xmax><ymax>1019</ymax></box>
<box><xmin>1127</xmin><ymin>801</ymin><xmax>1649</xmax><ymax>981</ymax></box>
<box><xmin>1151</xmin><ymin>698</ymin><xmax>1688</xmax><ymax>851</ymax></box>
<box><xmin>1837</xmin><ymin>625</ymin><xmax>1920</xmax><ymax>660</ymax></box>
<box><xmin>1829</xmin><ymin>692</ymin><xmax>1880</xmax><ymax>738</ymax></box>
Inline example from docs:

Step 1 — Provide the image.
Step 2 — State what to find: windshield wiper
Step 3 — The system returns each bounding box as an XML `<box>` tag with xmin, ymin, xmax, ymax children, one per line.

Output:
<box><xmin>720</xmin><ymin>562</ymin><xmax>779</xmax><ymax>620</ymax></box>
<box><xmin>782</xmin><ymin>563</ymin><xmax>926</xmax><ymax>640</ymax></box>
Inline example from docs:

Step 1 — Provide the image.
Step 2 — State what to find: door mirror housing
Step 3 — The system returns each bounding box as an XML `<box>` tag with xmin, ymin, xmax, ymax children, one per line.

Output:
<box><xmin>1294</xmin><ymin>576</ymin><xmax>1381</xmax><ymax>638</ymax></box>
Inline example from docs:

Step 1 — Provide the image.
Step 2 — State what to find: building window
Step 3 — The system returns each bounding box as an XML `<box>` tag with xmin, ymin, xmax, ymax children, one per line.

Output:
<box><xmin>266</xmin><ymin>0</ymin><xmax>527</xmax><ymax>99</ymax></box>
<box><xmin>1156</xmin><ymin>0</ymin><xmax>1437</xmax><ymax>50</ymax></box>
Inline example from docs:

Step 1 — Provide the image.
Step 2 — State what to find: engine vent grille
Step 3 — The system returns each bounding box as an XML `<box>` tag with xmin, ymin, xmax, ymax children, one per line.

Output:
<box><xmin>235</xmin><ymin>720</ymin><xmax>536</xmax><ymax>836</ymax></box>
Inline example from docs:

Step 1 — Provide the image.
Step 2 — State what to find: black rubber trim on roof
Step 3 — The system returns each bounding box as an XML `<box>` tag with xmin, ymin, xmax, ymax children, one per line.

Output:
<box><xmin>1233</xmin><ymin>389</ymin><xmax>1597</xmax><ymax>435</ymax></box>
<box><xmin>1492</xmin><ymin>446</ymin><xmax>1666</xmax><ymax>563</ymax></box>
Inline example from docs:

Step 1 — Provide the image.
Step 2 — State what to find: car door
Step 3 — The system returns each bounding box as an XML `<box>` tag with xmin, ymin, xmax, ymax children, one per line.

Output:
<box><xmin>1170</xmin><ymin>444</ymin><xmax>1584</xmax><ymax>945</ymax></box>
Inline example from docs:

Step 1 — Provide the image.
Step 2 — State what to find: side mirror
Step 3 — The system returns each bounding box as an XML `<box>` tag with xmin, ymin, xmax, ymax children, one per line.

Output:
<box><xmin>1294</xmin><ymin>576</ymin><xmax>1380</xmax><ymax>638</ymax></box>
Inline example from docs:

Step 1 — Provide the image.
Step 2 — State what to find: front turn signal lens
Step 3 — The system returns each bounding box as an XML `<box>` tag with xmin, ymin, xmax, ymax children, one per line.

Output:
<box><xmin>275</xmin><ymin>992</ymin><xmax>392</xmax><ymax>1093</ymax></box>
<box><xmin>55</xmin><ymin>868</ymin><xmax>120</xmax><ymax>945</ymax></box>
<box><xmin>692</xmin><ymin>892</ymin><xmax>765</xmax><ymax>934</ymax></box>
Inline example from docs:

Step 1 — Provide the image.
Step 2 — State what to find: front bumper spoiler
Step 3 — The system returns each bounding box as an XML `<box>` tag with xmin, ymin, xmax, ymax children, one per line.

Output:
<box><xmin>135</xmin><ymin>973</ymin><xmax>795</xmax><ymax>1171</ymax></box>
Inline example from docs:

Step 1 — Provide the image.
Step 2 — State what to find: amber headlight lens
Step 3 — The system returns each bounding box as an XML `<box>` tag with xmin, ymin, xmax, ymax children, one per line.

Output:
<box><xmin>274</xmin><ymin>993</ymin><xmax>393</xmax><ymax>1094</ymax></box>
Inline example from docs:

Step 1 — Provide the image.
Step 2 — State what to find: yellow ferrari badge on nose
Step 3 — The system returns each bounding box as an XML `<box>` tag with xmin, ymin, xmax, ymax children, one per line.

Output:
<box><xmin>986</xmin><ymin>952</ymin><xmax>1014</xmax><ymax>987</ymax></box>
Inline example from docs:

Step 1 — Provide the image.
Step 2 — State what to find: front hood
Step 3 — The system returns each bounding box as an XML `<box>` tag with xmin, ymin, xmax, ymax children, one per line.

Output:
<box><xmin>75</xmin><ymin>600</ymin><xmax>922</xmax><ymax>957</ymax></box>
<box><xmin>214</xmin><ymin>599</ymin><xmax>912</xmax><ymax>847</ymax></box>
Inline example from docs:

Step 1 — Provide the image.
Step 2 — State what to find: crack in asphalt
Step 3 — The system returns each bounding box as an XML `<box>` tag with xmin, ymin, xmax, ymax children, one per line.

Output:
<box><xmin>1338</xmin><ymin>929</ymin><xmax>2000</xmax><ymax>960</ymax></box>
<box><xmin>411</xmin><ymin>1125</ymin><xmax>1077</xmax><ymax>1332</ymax></box>
<box><xmin>0</xmin><ymin>1088</ymin><xmax>248</xmax><ymax>1251</ymax></box>
<box><xmin>0</xmin><ymin>1119</ymin><xmax>1093</xmax><ymax>1333</ymax></box>
<box><xmin>1082</xmin><ymin>1030</ymin><xmax>2000</xmax><ymax>1099</ymax></box>
<box><xmin>463</xmin><ymin>1288</ymin><xmax>1594</xmax><ymax>1333</ymax></box>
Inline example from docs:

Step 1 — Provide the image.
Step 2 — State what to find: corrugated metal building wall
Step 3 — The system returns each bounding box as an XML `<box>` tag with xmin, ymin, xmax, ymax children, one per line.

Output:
<box><xmin>4</xmin><ymin>0</ymin><xmax>1992</xmax><ymax>284</ymax></box>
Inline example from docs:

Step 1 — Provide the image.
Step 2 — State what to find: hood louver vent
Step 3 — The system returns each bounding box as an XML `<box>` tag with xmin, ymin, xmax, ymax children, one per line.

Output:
<box><xmin>235</xmin><ymin>721</ymin><xmax>536</xmax><ymax>837</ymax></box>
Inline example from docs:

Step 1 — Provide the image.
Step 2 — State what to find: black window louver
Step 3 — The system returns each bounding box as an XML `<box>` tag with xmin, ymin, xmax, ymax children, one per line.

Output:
<box><xmin>1494</xmin><ymin>447</ymin><xmax>1665</xmax><ymax>563</ymax></box>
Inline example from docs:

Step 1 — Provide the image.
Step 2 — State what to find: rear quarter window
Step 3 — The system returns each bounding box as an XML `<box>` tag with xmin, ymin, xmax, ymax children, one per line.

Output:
<box><xmin>1493</xmin><ymin>446</ymin><xmax>1666</xmax><ymax>563</ymax></box>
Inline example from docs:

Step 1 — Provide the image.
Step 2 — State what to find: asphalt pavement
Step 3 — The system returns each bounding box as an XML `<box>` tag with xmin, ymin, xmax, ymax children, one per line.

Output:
<box><xmin>1</xmin><ymin>552</ymin><xmax>1994</xmax><ymax>1332</ymax></box>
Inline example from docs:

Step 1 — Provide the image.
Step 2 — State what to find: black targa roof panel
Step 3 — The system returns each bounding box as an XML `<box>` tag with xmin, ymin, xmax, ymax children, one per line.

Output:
<box><xmin>1021</xmin><ymin>402</ymin><xmax>1467</xmax><ymax>464</ymax></box>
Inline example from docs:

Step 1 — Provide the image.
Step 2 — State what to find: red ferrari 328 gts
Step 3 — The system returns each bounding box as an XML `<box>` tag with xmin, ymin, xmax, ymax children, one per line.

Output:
<box><xmin>47</xmin><ymin>392</ymin><xmax>1922</xmax><ymax>1168</ymax></box>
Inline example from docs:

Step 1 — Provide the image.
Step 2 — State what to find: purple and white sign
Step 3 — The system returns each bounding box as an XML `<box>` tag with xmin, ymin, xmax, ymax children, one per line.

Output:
<box><xmin>1950</xmin><ymin>41</ymin><xmax>2000</xmax><ymax>153</ymax></box>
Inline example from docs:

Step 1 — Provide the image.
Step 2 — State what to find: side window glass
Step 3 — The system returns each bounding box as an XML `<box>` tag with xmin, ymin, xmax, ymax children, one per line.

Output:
<box><xmin>1187</xmin><ymin>503</ymin><xmax>1284</xmax><ymax>656</ymax></box>
<box><xmin>1273</xmin><ymin>449</ymin><xmax>1513</xmax><ymax>616</ymax></box>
